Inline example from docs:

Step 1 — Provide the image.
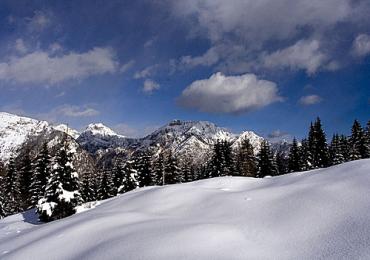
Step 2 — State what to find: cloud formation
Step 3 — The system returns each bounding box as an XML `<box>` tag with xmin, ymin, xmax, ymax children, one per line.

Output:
<box><xmin>178</xmin><ymin>72</ymin><xmax>282</xmax><ymax>114</ymax></box>
<box><xmin>352</xmin><ymin>34</ymin><xmax>370</xmax><ymax>57</ymax></box>
<box><xmin>299</xmin><ymin>95</ymin><xmax>323</xmax><ymax>105</ymax></box>
<box><xmin>143</xmin><ymin>79</ymin><xmax>160</xmax><ymax>94</ymax></box>
<box><xmin>0</xmin><ymin>46</ymin><xmax>119</xmax><ymax>85</ymax></box>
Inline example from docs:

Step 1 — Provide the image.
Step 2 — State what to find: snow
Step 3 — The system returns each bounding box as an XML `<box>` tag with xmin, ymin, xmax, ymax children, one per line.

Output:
<box><xmin>84</xmin><ymin>123</ymin><xmax>122</xmax><ymax>137</ymax></box>
<box><xmin>1</xmin><ymin>159</ymin><xmax>370</xmax><ymax>259</ymax></box>
<box><xmin>0</xmin><ymin>112</ymin><xmax>49</xmax><ymax>162</ymax></box>
<box><xmin>52</xmin><ymin>124</ymin><xmax>80</xmax><ymax>139</ymax></box>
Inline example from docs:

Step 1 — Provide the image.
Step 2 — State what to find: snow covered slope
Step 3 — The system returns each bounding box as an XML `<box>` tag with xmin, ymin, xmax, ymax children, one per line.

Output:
<box><xmin>1</xmin><ymin>159</ymin><xmax>370</xmax><ymax>260</ymax></box>
<box><xmin>0</xmin><ymin>112</ymin><xmax>49</xmax><ymax>162</ymax></box>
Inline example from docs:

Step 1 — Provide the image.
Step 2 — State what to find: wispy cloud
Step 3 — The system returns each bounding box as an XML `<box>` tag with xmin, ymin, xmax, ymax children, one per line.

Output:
<box><xmin>299</xmin><ymin>95</ymin><xmax>323</xmax><ymax>106</ymax></box>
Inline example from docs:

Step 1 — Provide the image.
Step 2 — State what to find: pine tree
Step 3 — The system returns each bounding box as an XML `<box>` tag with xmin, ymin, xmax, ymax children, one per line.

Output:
<box><xmin>308</xmin><ymin>118</ymin><xmax>330</xmax><ymax>168</ymax></box>
<box><xmin>288</xmin><ymin>138</ymin><xmax>301</xmax><ymax>172</ymax></box>
<box><xmin>209</xmin><ymin>140</ymin><xmax>223</xmax><ymax>178</ymax></box>
<box><xmin>37</xmin><ymin>142</ymin><xmax>82</xmax><ymax>222</ymax></box>
<box><xmin>81</xmin><ymin>172</ymin><xmax>96</xmax><ymax>203</ymax></box>
<box><xmin>365</xmin><ymin>121</ymin><xmax>370</xmax><ymax>158</ymax></box>
<box><xmin>349</xmin><ymin>120</ymin><xmax>367</xmax><ymax>160</ymax></box>
<box><xmin>111</xmin><ymin>160</ymin><xmax>125</xmax><ymax>195</ymax></box>
<box><xmin>235</xmin><ymin>138</ymin><xmax>257</xmax><ymax>177</ymax></box>
<box><xmin>0</xmin><ymin>178</ymin><xmax>5</xmax><ymax>218</ymax></box>
<box><xmin>221</xmin><ymin>140</ymin><xmax>235</xmax><ymax>176</ymax></box>
<box><xmin>120</xmin><ymin>159</ymin><xmax>139</xmax><ymax>193</ymax></box>
<box><xmin>180</xmin><ymin>157</ymin><xmax>194</xmax><ymax>182</ymax></box>
<box><xmin>18</xmin><ymin>151</ymin><xmax>33</xmax><ymax>210</ymax></box>
<box><xmin>98</xmin><ymin>169</ymin><xmax>115</xmax><ymax>200</ymax></box>
<box><xmin>3</xmin><ymin>157</ymin><xmax>21</xmax><ymax>215</ymax></box>
<box><xmin>30</xmin><ymin>143</ymin><xmax>51</xmax><ymax>207</ymax></box>
<box><xmin>299</xmin><ymin>139</ymin><xmax>312</xmax><ymax>171</ymax></box>
<box><xmin>257</xmin><ymin>140</ymin><xmax>277</xmax><ymax>178</ymax></box>
<box><xmin>153</xmin><ymin>152</ymin><xmax>165</xmax><ymax>185</ymax></box>
<box><xmin>276</xmin><ymin>150</ymin><xmax>288</xmax><ymax>175</ymax></box>
<box><xmin>338</xmin><ymin>135</ymin><xmax>350</xmax><ymax>162</ymax></box>
<box><xmin>329</xmin><ymin>134</ymin><xmax>345</xmax><ymax>165</ymax></box>
<box><xmin>164</xmin><ymin>151</ymin><xmax>181</xmax><ymax>184</ymax></box>
<box><xmin>136</xmin><ymin>151</ymin><xmax>154</xmax><ymax>187</ymax></box>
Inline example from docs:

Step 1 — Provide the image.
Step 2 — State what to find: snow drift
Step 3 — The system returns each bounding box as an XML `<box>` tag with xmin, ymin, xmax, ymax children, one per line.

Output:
<box><xmin>1</xmin><ymin>159</ymin><xmax>370</xmax><ymax>259</ymax></box>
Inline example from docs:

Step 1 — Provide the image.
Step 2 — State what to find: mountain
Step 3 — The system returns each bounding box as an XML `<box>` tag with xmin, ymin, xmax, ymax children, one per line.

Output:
<box><xmin>0</xmin><ymin>112</ymin><xmax>49</xmax><ymax>162</ymax></box>
<box><xmin>52</xmin><ymin>124</ymin><xmax>80</xmax><ymax>139</ymax></box>
<box><xmin>1</xmin><ymin>159</ymin><xmax>370</xmax><ymax>259</ymax></box>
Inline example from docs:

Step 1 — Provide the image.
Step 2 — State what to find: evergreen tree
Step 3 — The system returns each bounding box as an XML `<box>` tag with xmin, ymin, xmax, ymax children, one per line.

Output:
<box><xmin>111</xmin><ymin>159</ymin><xmax>125</xmax><ymax>195</ymax></box>
<box><xmin>153</xmin><ymin>152</ymin><xmax>165</xmax><ymax>185</ymax></box>
<box><xmin>221</xmin><ymin>140</ymin><xmax>235</xmax><ymax>176</ymax></box>
<box><xmin>235</xmin><ymin>138</ymin><xmax>257</xmax><ymax>177</ymax></box>
<box><xmin>208</xmin><ymin>140</ymin><xmax>223</xmax><ymax>178</ymax></box>
<box><xmin>180</xmin><ymin>158</ymin><xmax>194</xmax><ymax>182</ymax></box>
<box><xmin>329</xmin><ymin>134</ymin><xmax>345</xmax><ymax>165</ymax></box>
<box><xmin>349</xmin><ymin>120</ymin><xmax>367</xmax><ymax>160</ymax></box>
<box><xmin>18</xmin><ymin>151</ymin><xmax>33</xmax><ymax>210</ymax></box>
<box><xmin>288</xmin><ymin>138</ymin><xmax>301</xmax><ymax>172</ymax></box>
<box><xmin>3</xmin><ymin>157</ymin><xmax>20</xmax><ymax>215</ymax></box>
<box><xmin>80</xmin><ymin>172</ymin><xmax>96</xmax><ymax>202</ymax></box>
<box><xmin>164</xmin><ymin>151</ymin><xmax>181</xmax><ymax>184</ymax></box>
<box><xmin>299</xmin><ymin>139</ymin><xmax>312</xmax><ymax>171</ymax></box>
<box><xmin>0</xmin><ymin>178</ymin><xmax>5</xmax><ymax>218</ymax></box>
<box><xmin>308</xmin><ymin>118</ymin><xmax>330</xmax><ymax>168</ymax></box>
<box><xmin>365</xmin><ymin>121</ymin><xmax>370</xmax><ymax>158</ymax></box>
<box><xmin>136</xmin><ymin>151</ymin><xmax>154</xmax><ymax>187</ymax></box>
<box><xmin>257</xmin><ymin>140</ymin><xmax>277</xmax><ymax>178</ymax></box>
<box><xmin>120</xmin><ymin>159</ymin><xmax>139</xmax><ymax>193</ymax></box>
<box><xmin>338</xmin><ymin>135</ymin><xmax>350</xmax><ymax>162</ymax></box>
<box><xmin>276</xmin><ymin>150</ymin><xmax>288</xmax><ymax>175</ymax></box>
<box><xmin>30</xmin><ymin>143</ymin><xmax>51</xmax><ymax>207</ymax></box>
<box><xmin>98</xmin><ymin>169</ymin><xmax>115</xmax><ymax>200</ymax></box>
<box><xmin>37</xmin><ymin>142</ymin><xmax>82</xmax><ymax>222</ymax></box>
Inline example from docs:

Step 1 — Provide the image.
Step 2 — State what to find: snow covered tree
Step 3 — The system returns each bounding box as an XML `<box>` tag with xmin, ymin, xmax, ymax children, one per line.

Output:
<box><xmin>235</xmin><ymin>138</ymin><xmax>257</xmax><ymax>177</ymax></box>
<box><xmin>18</xmin><ymin>151</ymin><xmax>33</xmax><ymax>210</ymax></box>
<box><xmin>221</xmin><ymin>140</ymin><xmax>235</xmax><ymax>176</ymax></box>
<box><xmin>329</xmin><ymin>134</ymin><xmax>345</xmax><ymax>165</ymax></box>
<box><xmin>308</xmin><ymin>118</ymin><xmax>330</xmax><ymax>168</ymax></box>
<box><xmin>120</xmin><ymin>159</ymin><xmax>139</xmax><ymax>193</ymax></box>
<box><xmin>338</xmin><ymin>135</ymin><xmax>350</xmax><ymax>162</ymax></box>
<box><xmin>208</xmin><ymin>140</ymin><xmax>223</xmax><ymax>178</ymax></box>
<box><xmin>81</xmin><ymin>172</ymin><xmax>97</xmax><ymax>202</ymax></box>
<box><xmin>37</xmin><ymin>143</ymin><xmax>82</xmax><ymax>222</ymax></box>
<box><xmin>288</xmin><ymin>138</ymin><xmax>301</xmax><ymax>172</ymax></box>
<box><xmin>98</xmin><ymin>169</ymin><xmax>115</xmax><ymax>200</ymax></box>
<box><xmin>276</xmin><ymin>150</ymin><xmax>288</xmax><ymax>175</ymax></box>
<box><xmin>180</xmin><ymin>157</ymin><xmax>194</xmax><ymax>182</ymax></box>
<box><xmin>111</xmin><ymin>160</ymin><xmax>125</xmax><ymax>195</ymax></box>
<box><xmin>299</xmin><ymin>139</ymin><xmax>312</xmax><ymax>171</ymax></box>
<box><xmin>349</xmin><ymin>120</ymin><xmax>368</xmax><ymax>160</ymax></box>
<box><xmin>164</xmin><ymin>151</ymin><xmax>181</xmax><ymax>184</ymax></box>
<box><xmin>0</xmin><ymin>178</ymin><xmax>5</xmax><ymax>218</ymax></box>
<box><xmin>3</xmin><ymin>157</ymin><xmax>21</xmax><ymax>215</ymax></box>
<box><xmin>257</xmin><ymin>140</ymin><xmax>277</xmax><ymax>178</ymax></box>
<box><xmin>153</xmin><ymin>151</ymin><xmax>165</xmax><ymax>185</ymax></box>
<box><xmin>30</xmin><ymin>143</ymin><xmax>51</xmax><ymax>207</ymax></box>
<box><xmin>365</xmin><ymin>121</ymin><xmax>370</xmax><ymax>158</ymax></box>
<box><xmin>136</xmin><ymin>151</ymin><xmax>154</xmax><ymax>187</ymax></box>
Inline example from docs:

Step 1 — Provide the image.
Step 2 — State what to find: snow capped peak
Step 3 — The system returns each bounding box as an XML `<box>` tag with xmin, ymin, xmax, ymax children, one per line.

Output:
<box><xmin>53</xmin><ymin>124</ymin><xmax>80</xmax><ymax>139</ymax></box>
<box><xmin>84</xmin><ymin>123</ymin><xmax>121</xmax><ymax>137</ymax></box>
<box><xmin>0</xmin><ymin>112</ymin><xmax>49</xmax><ymax>162</ymax></box>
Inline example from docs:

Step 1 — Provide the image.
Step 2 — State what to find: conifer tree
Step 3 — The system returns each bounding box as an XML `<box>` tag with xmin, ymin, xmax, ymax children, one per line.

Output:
<box><xmin>98</xmin><ymin>169</ymin><xmax>115</xmax><ymax>200</ymax></box>
<box><xmin>120</xmin><ymin>159</ymin><xmax>139</xmax><ymax>193</ymax></box>
<box><xmin>18</xmin><ymin>151</ymin><xmax>33</xmax><ymax>210</ymax></box>
<box><xmin>180</xmin><ymin>158</ymin><xmax>194</xmax><ymax>182</ymax></box>
<box><xmin>209</xmin><ymin>140</ymin><xmax>223</xmax><ymax>178</ymax></box>
<box><xmin>30</xmin><ymin>143</ymin><xmax>51</xmax><ymax>206</ymax></box>
<box><xmin>299</xmin><ymin>139</ymin><xmax>312</xmax><ymax>171</ymax></box>
<box><xmin>257</xmin><ymin>140</ymin><xmax>277</xmax><ymax>178</ymax></box>
<box><xmin>329</xmin><ymin>134</ymin><xmax>345</xmax><ymax>165</ymax></box>
<box><xmin>111</xmin><ymin>160</ymin><xmax>125</xmax><ymax>195</ymax></box>
<box><xmin>365</xmin><ymin>121</ymin><xmax>370</xmax><ymax>158</ymax></box>
<box><xmin>308</xmin><ymin>118</ymin><xmax>330</xmax><ymax>168</ymax></box>
<box><xmin>235</xmin><ymin>138</ymin><xmax>257</xmax><ymax>177</ymax></box>
<box><xmin>3</xmin><ymin>157</ymin><xmax>20</xmax><ymax>215</ymax></box>
<box><xmin>136</xmin><ymin>151</ymin><xmax>154</xmax><ymax>187</ymax></box>
<box><xmin>349</xmin><ymin>120</ymin><xmax>367</xmax><ymax>160</ymax></box>
<box><xmin>0</xmin><ymin>178</ymin><xmax>5</xmax><ymax>218</ymax></box>
<box><xmin>288</xmin><ymin>138</ymin><xmax>301</xmax><ymax>172</ymax></box>
<box><xmin>276</xmin><ymin>150</ymin><xmax>288</xmax><ymax>175</ymax></box>
<box><xmin>221</xmin><ymin>140</ymin><xmax>235</xmax><ymax>176</ymax></box>
<box><xmin>37</xmin><ymin>142</ymin><xmax>82</xmax><ymax>222</ymax></box>
<box><xmin>164</xmin><ymin>151</ymin><xmax>181</xmax><ymax>184</ymax></box>
<box><xmin>339</xmin><ymin>135</ymin><xmax>350</xmax><ymax>162</ymax></box>
<box><xmin>81</xmin><ymin>172</ymin><xmax>96</xmax><ymax>202</ymax></box>
<box><xmin>153</xmin><ymin>151</ymin><xmax>165</xmax><ymax>185</ymax></box>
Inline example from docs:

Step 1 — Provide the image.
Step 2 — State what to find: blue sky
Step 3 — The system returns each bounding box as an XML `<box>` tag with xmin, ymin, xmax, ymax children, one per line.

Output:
<box><xmin>0</xmin><ymin>0</ymin><xmax>369</xmax><ymax>139</ymax></box>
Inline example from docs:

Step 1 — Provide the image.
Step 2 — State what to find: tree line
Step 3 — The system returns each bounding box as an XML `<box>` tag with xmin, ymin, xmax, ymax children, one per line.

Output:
<box><xmin>0</xmin><ymin>118</ymin><xmax>369</xmax><ymax>221</ymax></box>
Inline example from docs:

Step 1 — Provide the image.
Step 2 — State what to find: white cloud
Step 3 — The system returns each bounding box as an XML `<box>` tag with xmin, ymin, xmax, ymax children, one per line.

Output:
<box><xmin>352</xmin><ymin>34</ymin><xmax>370</xmax><ymax>57</ymax></box>
<box><xmin>0</xmin><ymin>47</ymin><xmax>119</xmax><ymax>85</ymax></box>
<box><xmin>27</xmin><ymin>11</ymin><xmax>51</xmax><ymax>32</ymax></box>
<box><xmin>299</xmin><ymin>95</ymin><xmax>323</xmax><ymax>105</ymax></box>
<box><xmin>143</xmin><ymin>79</ymin><xmax>160</xmax><ymax>94</ymax></box>
<box><xmin>120</xmin><ymin>60</ymin><xmax>135</xmax><ymax>73</ymax></box>
<box><xmin>15</xmin><ymin>39</ymin><xmax>28</xmax><ymax>54</ymax></box>
<box><xmin>261</xmin><ymin>39</ymin><xmax>328</xmax><ymax>74</ymax></box>
<box><xmin>134</xmin><ymin>64</ymin><xmax>158</xmax><ymax>79</ymax></box>
<box><xmin>36</xmin><ymin>104</ymin><xmax>100</xmax><ymax>123</ymax></box>
<box><xmin>180</xmin><ymin>46</ymin><xmax>220</xmax><ymax>68</ymax></box>
<box><xmin>178</xmin><ymin>72</ymin><xmax>282</xmax><ymax>114</ymax></box>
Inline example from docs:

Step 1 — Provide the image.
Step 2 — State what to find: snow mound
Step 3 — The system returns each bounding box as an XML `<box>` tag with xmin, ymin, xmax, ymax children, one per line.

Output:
<box><xmin>1</xmin><ymin>159</ymin><xmax>370</xmax><ymax>259</ymax></box>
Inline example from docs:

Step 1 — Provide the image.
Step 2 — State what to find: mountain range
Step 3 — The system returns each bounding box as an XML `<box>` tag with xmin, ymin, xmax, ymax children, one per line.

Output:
<box><xmin>0</xmin><ymin>112</ymin><xmax>290</xmax><ymax>171</ymax></box>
